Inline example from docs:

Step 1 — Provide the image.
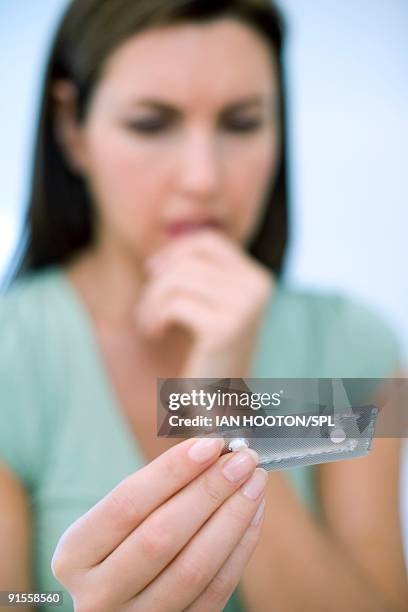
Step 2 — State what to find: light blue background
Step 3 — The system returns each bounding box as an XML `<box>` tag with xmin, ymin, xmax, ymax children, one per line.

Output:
<box><xmin>1</xmin><ymin>0</ymin><xmax>407</xmax><ymax>566</ymax></box>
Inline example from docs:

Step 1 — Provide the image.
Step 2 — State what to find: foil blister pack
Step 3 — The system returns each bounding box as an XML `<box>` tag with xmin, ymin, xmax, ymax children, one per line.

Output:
<box><xmin>157</xmin><ymin>378</ymin><xmax>389</xmax><ymax>470</ymax></box>
<box><xmin>219</xmin><ymin>405</ymin><xmax>379</xmax><ymax>470</ymax></box>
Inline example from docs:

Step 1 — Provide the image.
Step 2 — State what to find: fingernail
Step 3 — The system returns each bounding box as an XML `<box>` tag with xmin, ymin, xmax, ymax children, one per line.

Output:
<box><xmin>188</xmin><ymin>438</ymin><xmax>224</xmax><ymax>463</ymax></box>
<box><xmin>250</xmin><ymin>498</ymin><xmax>266</xmax><ymax>526</ymax></box>
<box><xmin>241</xmin><ymin>468</ymin><xmax>268</xmax><ymax>500</ymax></box>
<box><xmin>222</xmin><ymin>449</ymin><xmax>258</xmax><ymax>483</ymax></box>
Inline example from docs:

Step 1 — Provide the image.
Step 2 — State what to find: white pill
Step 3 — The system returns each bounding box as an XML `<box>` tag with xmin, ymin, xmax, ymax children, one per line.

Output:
<box><xmin>330</xmin><ymin>428</ymin><xmax>346</xmax><ymax>443</ymax></box>
<box><xmin>228</xmin><ymin>438</ymin><xmax>250</xmax><ymax>452</ymax></box>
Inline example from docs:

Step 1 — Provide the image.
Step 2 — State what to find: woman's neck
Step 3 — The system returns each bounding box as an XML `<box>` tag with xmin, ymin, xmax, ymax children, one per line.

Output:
<box><xmin>64</xmin><ymin>241</ymin><xmax>147</xmax><ymax>328</ymax></box>
<box><xmin>64</xmin><ymin>240</ymin><xmax>192</xmax><ymax>373</ymax></box>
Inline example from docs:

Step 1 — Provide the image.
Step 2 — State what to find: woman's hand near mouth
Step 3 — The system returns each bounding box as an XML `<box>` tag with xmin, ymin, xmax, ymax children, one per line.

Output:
<box><xmin>135</xmin><ymin>229</ymin><xmax>275</xmax><ymax>378</ymax></box>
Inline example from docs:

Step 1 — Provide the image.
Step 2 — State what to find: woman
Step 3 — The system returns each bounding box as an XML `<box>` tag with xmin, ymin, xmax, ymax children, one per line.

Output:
<box><xmin>1</xmin><ymin>1</ymin><xmax>407</xmax><ymax>610</ymax></box>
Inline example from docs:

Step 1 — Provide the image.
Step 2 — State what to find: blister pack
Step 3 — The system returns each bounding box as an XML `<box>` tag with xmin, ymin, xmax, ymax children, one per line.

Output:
<box><xmin>158</xmin><ymin>378</ymin><xmax>385</xmax><ymax>470</ymax></box>
<box><xmin>219</xmin><ymin>404</ymin><xmax>378</xmax><ymax>470</ymax></box>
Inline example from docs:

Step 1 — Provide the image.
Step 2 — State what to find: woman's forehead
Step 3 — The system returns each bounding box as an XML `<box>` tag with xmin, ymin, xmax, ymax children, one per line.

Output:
<box><xmin>97</xmin><ymin>18</ymin><xmax>278</xmax><ymax>108</ymax></box>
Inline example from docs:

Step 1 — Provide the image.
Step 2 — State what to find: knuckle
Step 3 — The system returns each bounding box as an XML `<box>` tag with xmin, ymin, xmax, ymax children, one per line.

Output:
<box><xmin>177</xmin><ymin>554</ymin><xmax>205</xmax><ymax>590</ymax></box>
<box><xmin>138</xmin><ymin>520</ymin><xmax>171</xmax><ymax>562</ymax></box>
<box><xmin>199</xmin><ymin>471</ymin><xmax>225</xmax><ymax>506</ymax></box>
<box><xmin>226</xmin><ymin>501</ymin><xmax>251</xmax><ymax>527</ymax></box>
<box><xmin>161</xmin><ymin>450</ymin><xmax>186</xmax><ymax>483</ymax></box>
<box><xmin>106</xmin><ymin>484</ymin><xmax>140</xmax><ymax>530</ymax></box>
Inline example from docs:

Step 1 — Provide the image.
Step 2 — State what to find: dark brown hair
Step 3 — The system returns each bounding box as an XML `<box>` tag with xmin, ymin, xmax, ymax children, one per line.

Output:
<box><xmin>12</xmin><ymin>0</ymin><xmax>290</xmax><ymax>279</ymax></box>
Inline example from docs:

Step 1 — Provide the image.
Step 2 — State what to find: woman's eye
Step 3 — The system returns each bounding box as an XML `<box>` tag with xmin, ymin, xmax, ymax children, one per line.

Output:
<box><xmin>124</xmin><ymin>116</ymin><xmax>265</xmax><ymax>136</ymax></box>
<box><xmin>223</xmin><ymin>117</ymin><xmax>264</xmax><ymax>133</ymax></box>
<box><xmin>125</xmin><ymin>118</ymin><xmax>169</xmax><ymax>134</ymax></box>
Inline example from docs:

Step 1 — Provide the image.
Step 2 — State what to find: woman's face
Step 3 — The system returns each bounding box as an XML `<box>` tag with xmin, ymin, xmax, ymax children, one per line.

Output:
<box><xmin>64</xmin><ymin>18</ymin><xmax>280</xmax><ymax>262</ymax></box>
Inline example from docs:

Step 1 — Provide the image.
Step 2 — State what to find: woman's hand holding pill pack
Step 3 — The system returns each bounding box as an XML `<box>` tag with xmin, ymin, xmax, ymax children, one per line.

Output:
<box><xmin>51</xmin><ymin>437</ymin><xmax>267</xmax><ymax>612</ymax></box>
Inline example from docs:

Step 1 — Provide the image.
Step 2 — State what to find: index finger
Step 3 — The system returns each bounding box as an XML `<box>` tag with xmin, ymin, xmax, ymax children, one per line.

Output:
<box><xmin>146</xmin><ymin>229</ymin><xmax>237</xmax><ymax>269</ymax></box>
<box><xmin>52</xmin><ymin>437</ymin><xmax>224</xmax><ymax>570</ymax></box>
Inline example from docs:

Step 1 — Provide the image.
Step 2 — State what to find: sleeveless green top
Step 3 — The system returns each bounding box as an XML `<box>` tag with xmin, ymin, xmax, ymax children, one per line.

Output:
<box><xmin>0</xmin><ymin>267</ymin><xmax>401</xmax><ymax>611</ymax></box>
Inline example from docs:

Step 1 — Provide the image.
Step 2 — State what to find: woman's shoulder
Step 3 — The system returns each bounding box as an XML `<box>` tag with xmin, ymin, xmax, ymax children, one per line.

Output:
<box><xmin>275</xmin><ymin>282</ymin><xmax>398</xmax><ymax>340</ymax></box>
<box><xmin>273</xmin><ymin>281</ymin><xmax>393</xmax><ymax>326</ymax></box>
<box><xmin>0</xmin><ymin>266</ymin><xmax>65</xmax><ymax>344</ymax></box>
<box><xmin>0</xmin><ymin>266</ymin><xmax>70</xmax><ymax>397</ymax></box>
<box><xmin>0</xmin><ymin>267</ymin><xmax>65</xmax><ymax>489</ymax></box>
<box><xmin>261</xmin><ymin>281</ymin><xmax>402</xmax><ymax>377</ymax></box>
<box><xmin>0</xmin><ymin>265</ymin><xmax>62</xmax><ymax>314</ymax></box>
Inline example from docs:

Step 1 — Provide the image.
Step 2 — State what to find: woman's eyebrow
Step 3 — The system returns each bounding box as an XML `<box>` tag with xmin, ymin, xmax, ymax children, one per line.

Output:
<box><xmin>130</xmin><ymin>95</ymin><xmax>267</xmax><ymax>114</ymax></box>
<box><xmin>130</xmin><ymin>99</ymin><xmax>180</xmax><ymax>115</ymax></box>
<box><xmin>222</xmin><ymin>95</ymin><xmax>266</xmax><ymax>112</ymax></box>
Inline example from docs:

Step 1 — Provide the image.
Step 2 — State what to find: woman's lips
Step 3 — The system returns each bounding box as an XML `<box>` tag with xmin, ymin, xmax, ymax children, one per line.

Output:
<box><xmin>164</xmin><ymin>220</ymin><xmax>225</xmax><ymax>237</ymax></box>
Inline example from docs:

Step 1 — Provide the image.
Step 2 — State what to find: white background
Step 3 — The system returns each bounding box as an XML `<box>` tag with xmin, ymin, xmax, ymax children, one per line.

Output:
<box><xmin>0</xmin><ymin>0</ymin><xmax>407</xmax><ymax>565</ymax></box>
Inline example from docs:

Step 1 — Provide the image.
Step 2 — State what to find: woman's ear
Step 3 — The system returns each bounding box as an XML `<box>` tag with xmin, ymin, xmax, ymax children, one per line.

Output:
<box><xmin>51</xmin><ymin>79</ymin><xmax>89</xmax><ymax>174</ymax></box>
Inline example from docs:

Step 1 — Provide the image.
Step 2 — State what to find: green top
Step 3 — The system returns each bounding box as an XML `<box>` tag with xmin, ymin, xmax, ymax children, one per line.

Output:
<box><xmin>0</xmin><ymin>266</ymin><xmax>401</xmax><ymax>612</ymax></box>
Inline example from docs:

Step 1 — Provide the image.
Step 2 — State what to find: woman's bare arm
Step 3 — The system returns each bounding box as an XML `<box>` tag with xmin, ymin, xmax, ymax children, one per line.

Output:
<box><xmin>0</xmin><ymin>463</ymin><xmax>33</xmax><ymax>612</ymax></box>
<box><xmin>239</xmin><ymin>433</ymin><xmax>408</xmax><ymax>611</ymax></box>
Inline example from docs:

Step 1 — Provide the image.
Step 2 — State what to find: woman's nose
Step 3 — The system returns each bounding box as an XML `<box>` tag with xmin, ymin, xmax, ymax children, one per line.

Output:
<box><xmin>177</xmin><ymin>129</ymin><xmax>222</xmax><ymax>202</ymax></box>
